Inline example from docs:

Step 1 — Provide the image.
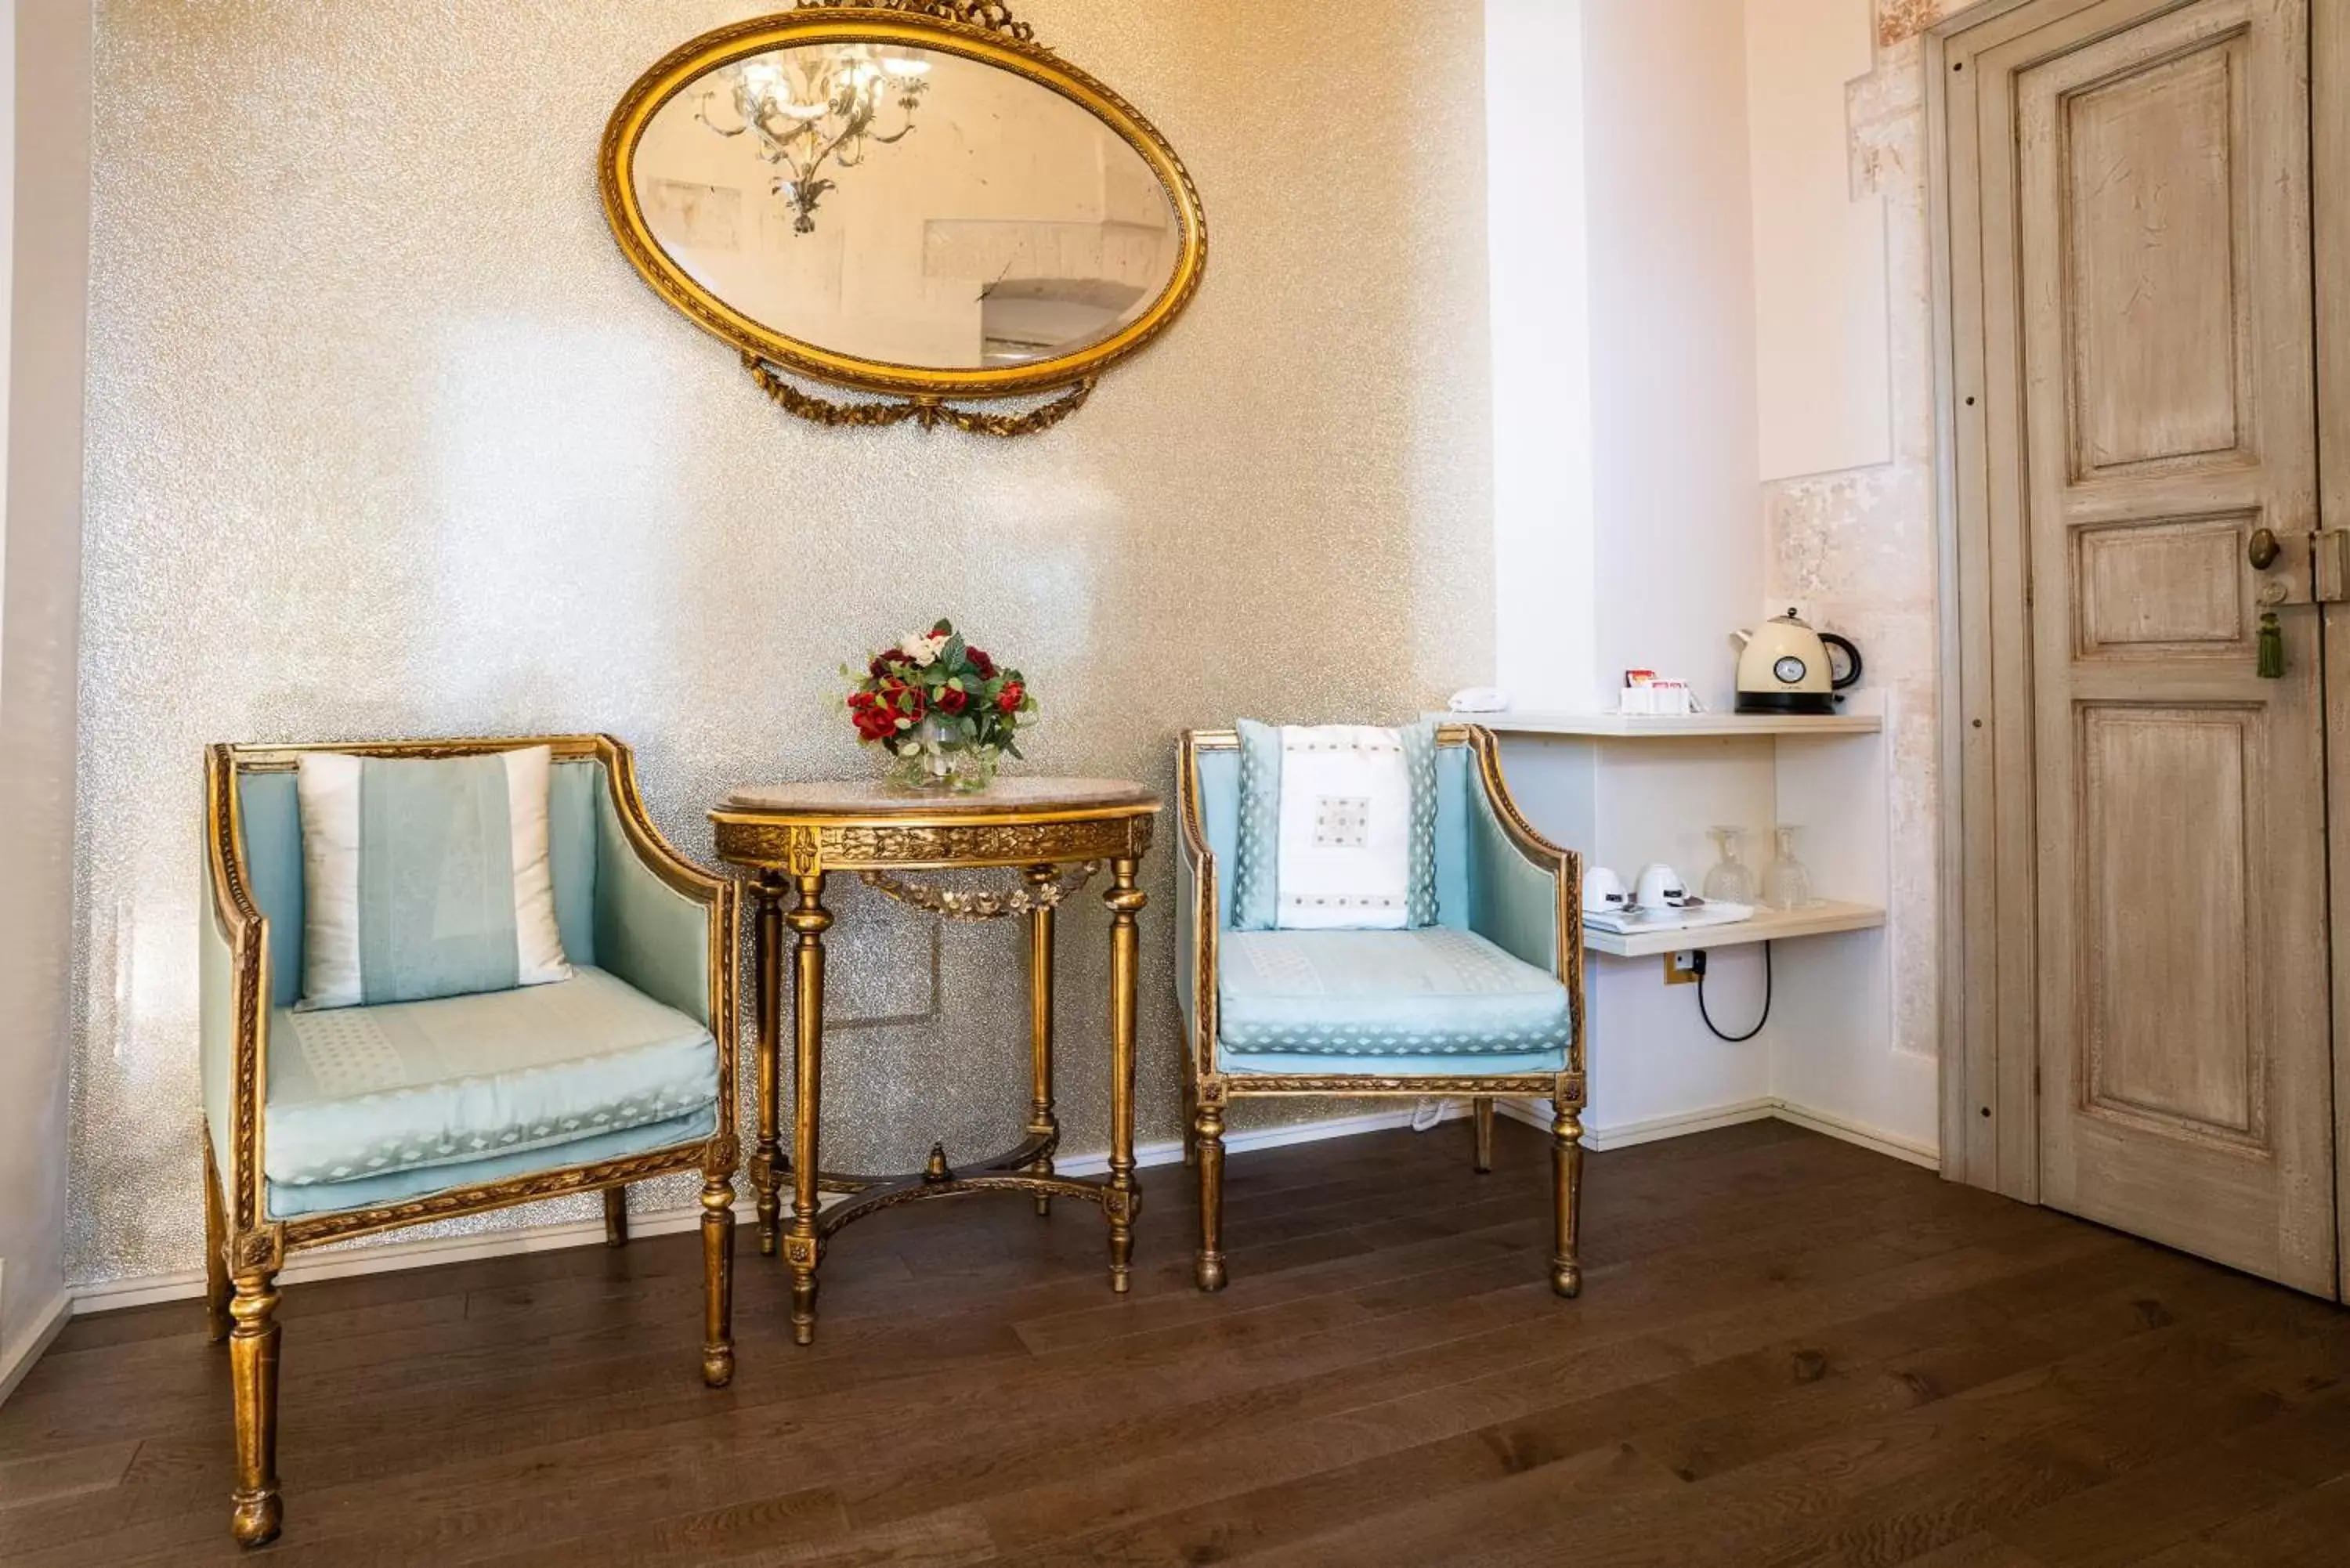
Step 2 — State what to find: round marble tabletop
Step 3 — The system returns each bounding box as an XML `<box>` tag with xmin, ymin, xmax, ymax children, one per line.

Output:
<box><xmin>721</xmin><ymin>776</ymin><xmax>1159</xmax><ymax>818</ymax></box>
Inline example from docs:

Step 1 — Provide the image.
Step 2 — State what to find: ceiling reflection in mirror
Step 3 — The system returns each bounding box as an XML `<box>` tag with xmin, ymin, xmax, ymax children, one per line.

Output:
<box><xmin>634</xmin><ymin>44</ymin><xmax>1184</xmax><ymax>373</ymax></box>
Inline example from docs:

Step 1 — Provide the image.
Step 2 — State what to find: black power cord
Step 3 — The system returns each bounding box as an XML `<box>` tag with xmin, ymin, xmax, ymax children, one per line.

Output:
<box><xmin>1693</xmin><ymin>941</ymin><xmax>1773</xmax><ymax>1043</ymax></box>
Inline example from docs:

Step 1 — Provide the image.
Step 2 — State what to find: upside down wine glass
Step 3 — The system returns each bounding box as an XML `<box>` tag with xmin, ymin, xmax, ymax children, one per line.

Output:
<box><xmin>1761</xmin><ymin>824</ymin><xmax>1814</xmax><ymax>912</ymax></box>
<box><xmin>1702</xmin><ymin>826</ymin><xmax>1758</xmax><ymax>905</ymax></box>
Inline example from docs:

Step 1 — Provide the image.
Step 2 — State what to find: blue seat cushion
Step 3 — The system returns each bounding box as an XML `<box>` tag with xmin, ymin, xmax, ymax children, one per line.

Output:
<box><xmin>265</xmin><ymin>1108</ymin><xmax>716</xmax><ymax>1219</ymax></box>
<box><xmin>1217</xmin><ymin>927</ymin><xmax>1571</xmax><ymax>1060</ymax></box>
<box><xmin>262</xmin><ymin>966</ymin><xmax>716</xmax><ymax>1193</ymax></box>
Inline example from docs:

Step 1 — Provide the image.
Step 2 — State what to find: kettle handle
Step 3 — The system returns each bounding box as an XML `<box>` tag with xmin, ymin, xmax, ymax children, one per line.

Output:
<box><xmin>1821</xmin><ymin>633</ymin><xmax>1864</xmax><ymax>692</ymax></box>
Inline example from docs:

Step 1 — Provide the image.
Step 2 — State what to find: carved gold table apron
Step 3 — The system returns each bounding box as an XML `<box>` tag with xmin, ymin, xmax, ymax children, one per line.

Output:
<box><xmin>710</xmin><ymin>779</ymin><xmax>1161</xmax><ymax>1345</ymax></box>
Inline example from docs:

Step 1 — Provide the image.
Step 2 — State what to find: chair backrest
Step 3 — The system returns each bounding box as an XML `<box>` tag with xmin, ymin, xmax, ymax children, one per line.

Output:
<box><xmin>233</xmin><ymin>748</ymin><xmax>607</xmax><ymax>1009</ymax></box>
<box><xmin>1188</xmin><ymin>732</ymin><xmax>1475</xmax><ymax>932</ymax></box>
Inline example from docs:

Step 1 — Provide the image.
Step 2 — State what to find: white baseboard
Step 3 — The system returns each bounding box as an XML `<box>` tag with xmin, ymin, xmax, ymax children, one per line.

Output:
<box><xmin>0</xmin><ymin>1288</ymin><xmax>73</xmax><ymax>1407</ymax></box>
<box><xmin>1496</xmin><ymin>1093</ymin><xmax>1939</xmax><ymax>1170</ymax></box>
<box><xmin>64</xmin><ymin>1102</ymin><xmax>1473</xmax><ymax>1320</ymax></box>
<box><xmin>1770</xmin><ymin>1101</ymin><xmax>1939</xmax><ymax>1169</ymax></box>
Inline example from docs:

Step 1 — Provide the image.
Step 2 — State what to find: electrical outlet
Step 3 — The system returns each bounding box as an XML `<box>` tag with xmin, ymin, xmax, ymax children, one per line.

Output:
<box><xmin>1664</xmin><ymin>951</ymin><xmax>1703</xmax><ymax>986</ymax></box>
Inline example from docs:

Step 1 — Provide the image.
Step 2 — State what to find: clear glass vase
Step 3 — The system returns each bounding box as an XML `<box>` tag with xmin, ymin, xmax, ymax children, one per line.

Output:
<box><xmin>884</xmin><ymin>714</ymin><xmax>1001</xmax><ymax>794</ymax></box>
<box><xmin>1702</xmin><ymin>826</ymin><xmax>1758</xmax><ymax>905</ymax></box>
<box><xmin>1760</xmin><ymin>824</ymin><xmax>1813</xmax><ymax>912</ymax></box>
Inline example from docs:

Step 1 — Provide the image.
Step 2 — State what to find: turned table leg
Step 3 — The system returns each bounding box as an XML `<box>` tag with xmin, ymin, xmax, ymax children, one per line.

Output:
<box><xmin>1104</xmin><ymin>857</ymin><xmax>1145</xmax><ymax>1292</ymax></box>
<box><xmin>1025</xmin><ymin>865</ymin><xmax>1060</xmax><ymax>1217</ymax></box>
<box><xmin>754</xmin><ymin>875</ymin><xmax>786</xmax><ymax>1258</ymax></box>
<box><xmin>785</xmin><ymin>873</ymin><xmax>831</xmax><ymax>1344</ymax></box>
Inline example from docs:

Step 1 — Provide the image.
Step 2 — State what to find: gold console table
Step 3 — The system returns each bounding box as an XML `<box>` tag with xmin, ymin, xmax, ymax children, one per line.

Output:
<box><xmin>710</xmin><ymin>778</ymin><xmax>1161</xmax><ymax>1346</ymax></box>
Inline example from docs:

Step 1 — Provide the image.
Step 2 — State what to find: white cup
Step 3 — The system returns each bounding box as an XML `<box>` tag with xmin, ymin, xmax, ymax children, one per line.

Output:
<box><xmin>1634</xmin><ymin>863</ymin><xmax>1690</xmax><ymax>910</ymax></box>
<box><xmin>1582</xmin><ymin>866</ymin><xmax>1629</xmax><ymax>912</ymax></box>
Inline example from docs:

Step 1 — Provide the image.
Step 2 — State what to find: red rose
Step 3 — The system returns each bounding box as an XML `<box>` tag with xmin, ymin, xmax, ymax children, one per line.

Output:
<box><xmin>967</xmin><ymin>649</ymin><xmax>996</xmax><ymax>679</ymax></box>
<box><xmin>883</xmin><ymin>681</ymin><xmax>924</xmax><ymax>724</ymax></box>
<box><xmin>937</xmin><ymin>686</ymin><xmax>969</xmax><ymax>715</ymax></box>
<box><xmin>998</xmin><ymin>681</ymin><xmax>1025</xmax><ymax>715</ymax></box>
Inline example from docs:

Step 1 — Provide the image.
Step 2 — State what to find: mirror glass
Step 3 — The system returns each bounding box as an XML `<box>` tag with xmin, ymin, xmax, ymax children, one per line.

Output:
<box><xmin>634</xmin><ymin>43</ymin><xmax>1185</xmax><ymax>372</ymax></box>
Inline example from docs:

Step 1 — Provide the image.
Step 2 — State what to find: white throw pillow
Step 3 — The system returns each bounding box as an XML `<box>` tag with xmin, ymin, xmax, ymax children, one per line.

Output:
<box><xmin>1272</xmin><ymin>724</ymin><xmax>1414</xmax><ymax>930</ymax></box>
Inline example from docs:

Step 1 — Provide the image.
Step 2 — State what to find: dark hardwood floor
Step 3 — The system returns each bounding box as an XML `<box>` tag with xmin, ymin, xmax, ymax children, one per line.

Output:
<box><xmin>5</xmin><ymin>1118</ymin><xmax>2349</xmax><ymax>1566</ymax></box>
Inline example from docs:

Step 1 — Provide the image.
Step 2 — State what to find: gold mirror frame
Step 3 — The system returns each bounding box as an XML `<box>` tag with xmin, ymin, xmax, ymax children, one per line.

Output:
<box><xmin>600</xmin><ymin>1</ymin><xmax>1209</xmax><ymax>436</ymax></box>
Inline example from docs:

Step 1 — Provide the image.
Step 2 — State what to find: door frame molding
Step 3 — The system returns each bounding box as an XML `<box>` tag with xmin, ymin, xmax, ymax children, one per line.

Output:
<box><xmin>2313</xmin><ymin>0</ymin><xmax>2350</xmax><ymax>1299</ymax></box>
<box><xmin>1928</xmin><ymin>0</ymin><xmax>2065</xmax><ymax>1202</ymax></box>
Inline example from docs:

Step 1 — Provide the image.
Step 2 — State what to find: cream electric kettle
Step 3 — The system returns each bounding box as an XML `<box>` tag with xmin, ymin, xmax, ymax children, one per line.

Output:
<box><xmin>1730</xmin><ymin>610</ymin><xmax>1862</xmax><ymax>716</ymax></box>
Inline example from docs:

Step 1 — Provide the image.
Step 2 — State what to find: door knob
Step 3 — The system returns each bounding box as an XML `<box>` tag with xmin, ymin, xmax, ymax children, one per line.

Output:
<box><xmin>2248</xmin><ymin>527</ymin><xmax>2282</xmax><ymax>570</ymax></box>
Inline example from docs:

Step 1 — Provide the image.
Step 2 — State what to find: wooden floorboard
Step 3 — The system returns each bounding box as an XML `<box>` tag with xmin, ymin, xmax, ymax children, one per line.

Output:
<box><xmin>3</xmin><ymin>1120</ymin><xmax>2346</xmax><ymax>1566</ymax></box>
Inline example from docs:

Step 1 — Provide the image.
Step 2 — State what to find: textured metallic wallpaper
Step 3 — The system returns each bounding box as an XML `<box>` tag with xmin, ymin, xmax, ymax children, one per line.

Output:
<box><xmin>70</xmin><ymin>0</ymin><xmax>1494</xmax><ymax>1285</ymax></box>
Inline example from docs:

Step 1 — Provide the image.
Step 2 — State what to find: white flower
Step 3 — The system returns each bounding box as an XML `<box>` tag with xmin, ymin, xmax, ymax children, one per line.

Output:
<box><xmin>898</xmin><ymin>631</ymin><xmax>945</xmax><ymax>668</ymax></box>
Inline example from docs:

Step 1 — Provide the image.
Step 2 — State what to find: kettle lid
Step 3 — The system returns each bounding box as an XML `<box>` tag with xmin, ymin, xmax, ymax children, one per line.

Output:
<box><xmin>1769</xmin><ymin>606</ymin><xmax>1813</xmax><ymax>627</ymax></box>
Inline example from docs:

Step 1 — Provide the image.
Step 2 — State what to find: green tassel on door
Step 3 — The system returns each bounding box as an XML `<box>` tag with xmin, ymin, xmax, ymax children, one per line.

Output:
<box><xmin>2258</xmin><ymin>611</ymin><xmax>2286</xmax><ymax>679</ymax></box>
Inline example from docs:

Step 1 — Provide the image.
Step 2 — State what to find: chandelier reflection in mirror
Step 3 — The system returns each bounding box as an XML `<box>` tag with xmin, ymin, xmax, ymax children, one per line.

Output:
<box><xmin>696</xmin><ymin>45</ymin><xmax>932</xmax><ymax>236</ymax></box>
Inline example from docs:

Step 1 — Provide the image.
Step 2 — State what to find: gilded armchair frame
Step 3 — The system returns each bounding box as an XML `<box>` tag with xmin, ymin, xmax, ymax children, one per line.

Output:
<box><xmin>200</xmin><ymin>735</ymin><xmax>740</xmax><ymax>1548</ymax></box>
<box><xmin>1175</xmin><ymin>724</ymin><xmax>1589</xmax><ymax>1295</ymax></box>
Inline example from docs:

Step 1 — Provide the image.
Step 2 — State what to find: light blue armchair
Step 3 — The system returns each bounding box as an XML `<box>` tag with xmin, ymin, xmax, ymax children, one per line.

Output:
<box><xmin>199</xmin><ymin>735</ymin><xmax>738</xmax><ymax>1548</ymax></box>
<box><xmin>1175</xmin><ymin>724</ymin><xmax>1586</xmax><ymax>1295</ymax></box>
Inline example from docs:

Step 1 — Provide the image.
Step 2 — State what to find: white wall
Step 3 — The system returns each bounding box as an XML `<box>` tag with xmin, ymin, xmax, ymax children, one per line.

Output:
<box><xmin>1491</xmin><ymin>0</ymin><xmax>1764</xmax><ymax>717</ymax></box>
<box><xmin>1746</xmin><ymin>0</ymin><xmax>1893</xmax><ymax>482</ymax></box>
<box><xmin>0</xmin><ymin>0</ymin><xmax>91</xmax><ymax>1398</ymax></box>
<box><xmin>1582</xmin><ymin>0</ymin><xmax>1765</xmax><ymax>717</ymax></box>
<box><xmin>1484</xmin><ymin>0</ymin><xmax>1936</xmax><ymax>1162</ymax></box>
<box><xmin>1486</xmin><ymin>0</ymin><xmax>1778</xmax><ymax>1140</ymax></box>
<box><xmin>1487</xmin><ymin>0</ymin><xmax>1596</xmax><ymax>707</ymax></box>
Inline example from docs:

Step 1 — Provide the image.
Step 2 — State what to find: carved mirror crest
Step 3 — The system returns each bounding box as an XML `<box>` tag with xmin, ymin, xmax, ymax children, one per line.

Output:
<box><xmin>602</xmin><ymin>1</ymin><xmax>1209</xmax><ymax>435</ymax></box>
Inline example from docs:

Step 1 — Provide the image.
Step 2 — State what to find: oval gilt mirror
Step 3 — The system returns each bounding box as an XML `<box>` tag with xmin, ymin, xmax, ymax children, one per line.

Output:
<box><xmin>602</xmin><ymin>2</ymin><xmax>1208</xmax><ymax>435</ymax></box>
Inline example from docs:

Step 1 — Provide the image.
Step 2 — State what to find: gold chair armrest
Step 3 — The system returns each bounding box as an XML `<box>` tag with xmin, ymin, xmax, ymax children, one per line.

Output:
<box><xmin>202</xmin><ymin>744</ymin><xmax>273</xmax><ymax>1234</ymax></box>
<box><xmin>1459</xmin><ymin>726</ymin><xmax>1585</xmax><ymax>1071</ymax></box>
<box><xmin>1175</xmin><ymin>732</ymin><xmax>1220</xmax><ymax>1078</ymax></box>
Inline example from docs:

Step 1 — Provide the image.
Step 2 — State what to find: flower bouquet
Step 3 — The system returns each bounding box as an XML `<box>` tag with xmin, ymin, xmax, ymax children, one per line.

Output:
<box><xmin>844</xmin><ymin>620</ymin><xmax>1036</xmax><ymax>793</ymax></box>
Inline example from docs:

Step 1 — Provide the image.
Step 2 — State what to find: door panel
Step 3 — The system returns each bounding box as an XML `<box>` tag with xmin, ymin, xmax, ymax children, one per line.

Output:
<box><xmin>2077</xmin><ymin>705</ymin><xmax>2261</xmax><ymax>1139</ymax></box>
<box><xmin>2063</xmin><ymin>35</ymin><xmax>2251</xmax><ymax>478</ymax></box>
<box><xmin>1975</xmin><ymin>0</ymin><xmax>2336</xmax><ymax>1295</ymax></box>
<box><xmin>2073</xmin><ymin>512</ymin><xmax>2258</xmax><ymax>657</ymax></box>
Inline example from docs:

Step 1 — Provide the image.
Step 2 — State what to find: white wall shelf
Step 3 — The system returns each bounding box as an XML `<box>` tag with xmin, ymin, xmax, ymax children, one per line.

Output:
<box><xmin>1585</xmin><ymin>901</ymin><xmax>1886</xmax><ymax>959</ymax></box>
<box><xmin>1446</xmin><ymin>710</ymin><xmax>1881</xmax><ymax>739</ymax></box>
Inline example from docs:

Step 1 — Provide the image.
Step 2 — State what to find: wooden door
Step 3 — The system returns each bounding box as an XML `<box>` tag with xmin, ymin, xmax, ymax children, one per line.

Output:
<box><xmin>1955</xmin><ymin>0</ymin><xmax>2337</xmax><ymax>1294</ymax></box>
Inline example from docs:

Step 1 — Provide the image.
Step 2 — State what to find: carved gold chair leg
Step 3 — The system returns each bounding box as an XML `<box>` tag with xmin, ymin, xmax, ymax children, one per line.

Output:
<box><xmin>1551</xmin><ymin>1103</ymin><xmax>1585</xmax><ymax>1299</ymax></box>
<box><xmin>1473</xmin><ymin>1097</ymin><xmax>1495</xmax><ymax>1176</ymax></box>
<box><xmin>603</xmin><ymin>1186</ymin><xmax>631</xmax><ymax>1248</ymax></box>
<box><xmin>202</xmin><ymin>1149</ymin><xmax>233</xmax><ymax>1345</ymax></box>
<box><xmin>226</xmin><ymin>1269</ymin><xmax>283</xmax><ymax>1548</ymax></box>
<box><xmin>700</xmin><ymin>1166</ymin><xmax>736</xmax><ymax>1388</ymax></box>
<box><xmin>1193</xmin><ymin>1103</ymin><xmax>1227</xmax><ymax>1292</ymax></box>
